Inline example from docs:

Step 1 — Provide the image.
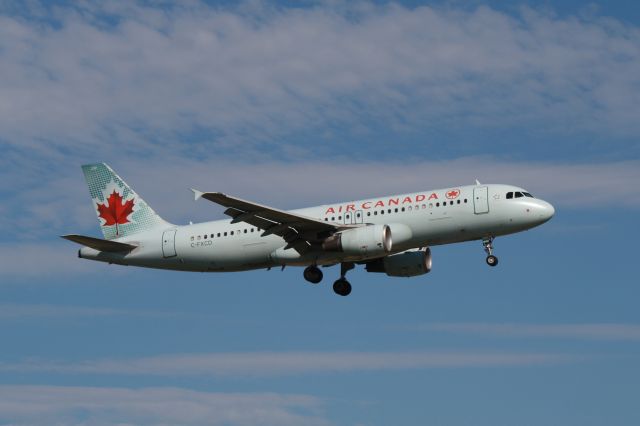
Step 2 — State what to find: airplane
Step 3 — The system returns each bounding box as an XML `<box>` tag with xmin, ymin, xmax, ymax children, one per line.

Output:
<box><xmin>62</xmin><ymin>163</ymin><xmax>555</xmax><ymax>296</ymax></box>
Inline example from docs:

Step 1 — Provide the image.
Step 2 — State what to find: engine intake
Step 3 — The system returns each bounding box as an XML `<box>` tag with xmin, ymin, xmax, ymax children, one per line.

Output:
<box><xmin>322</xmin><ymin>224</ymin><xmax>392</xmax><ymax>256</ymax></box>
<box><xmin>365</xmin><ymin>248</ymin><xmax>432</xmax><ymax>277</ymax></box>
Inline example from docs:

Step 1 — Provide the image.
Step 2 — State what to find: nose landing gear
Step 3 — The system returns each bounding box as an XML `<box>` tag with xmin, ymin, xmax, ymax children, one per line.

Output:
<box><xmin>333</xmin><ymin>262</ymin><xmax>354</xmax><ymax>296</ymax></box>
<box><xmin>483</xmin><ymin>237</ymin><xmax>499</xmax><ymax>267</ymax></box>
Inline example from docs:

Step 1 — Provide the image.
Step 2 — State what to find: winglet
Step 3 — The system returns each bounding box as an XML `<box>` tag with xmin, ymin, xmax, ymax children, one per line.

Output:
<box><xmin>191</xmin><ymin>188</ymin><xmax>204</xmax><ymax>201</ymax></box>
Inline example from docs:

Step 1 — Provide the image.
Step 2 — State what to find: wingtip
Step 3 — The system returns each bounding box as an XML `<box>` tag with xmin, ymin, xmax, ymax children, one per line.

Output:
<box><xmin>191</xmin><ymin>188</ymin><xmax>204</xmax><ymax>201</ymax></box>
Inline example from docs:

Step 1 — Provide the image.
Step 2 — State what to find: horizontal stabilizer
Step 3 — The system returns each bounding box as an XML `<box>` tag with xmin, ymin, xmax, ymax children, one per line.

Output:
<box><xmin>61</xmin><ymin>234</ymin><xmax>137</xmax><ymax>253</ymax></box>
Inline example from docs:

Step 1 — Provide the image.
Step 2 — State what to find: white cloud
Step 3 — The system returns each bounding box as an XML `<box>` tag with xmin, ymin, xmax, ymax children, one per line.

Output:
<box><xmin>0</xmin><ymin>351</ymin><xmax>569</xmax><ymax>377</ymax></box>
<box><xmin>1</xmin><ymin>156</ymin><xmax>636</xmax><ymax>255</ymax></box>
<box><xmin>419</xmin><ymin>323</ymin><xmax>640</xmax><ymax>341</ymax></box>
<box><xmin>0</xmin><ymin>1</ymin><xmax>639</xmax><ymax>155</ymax></box>
<box><xmin>0</xmin><ymin>385</ymin><xmax>328</xmax><ymax>426</ymax></box>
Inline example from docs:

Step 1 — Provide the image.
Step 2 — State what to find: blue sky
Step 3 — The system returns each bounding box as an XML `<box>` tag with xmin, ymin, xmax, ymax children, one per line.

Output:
<box><xmin>0</xmin><ymin>0</ymin><xmax>639</xmax><ymax>424</ymax></box>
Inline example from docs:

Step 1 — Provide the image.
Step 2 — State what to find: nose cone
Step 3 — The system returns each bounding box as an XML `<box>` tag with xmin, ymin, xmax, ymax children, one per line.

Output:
<box><xmin>537</xmin><ymin>200</ymin><xmax>555</xmax><ymax>223</ymax></box>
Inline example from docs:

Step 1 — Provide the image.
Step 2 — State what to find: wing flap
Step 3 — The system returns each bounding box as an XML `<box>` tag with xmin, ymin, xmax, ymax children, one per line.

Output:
<box><xmin>61</xmin><ymin>234</ymin><xmax>137</xmax><ymax>253</ymax></box>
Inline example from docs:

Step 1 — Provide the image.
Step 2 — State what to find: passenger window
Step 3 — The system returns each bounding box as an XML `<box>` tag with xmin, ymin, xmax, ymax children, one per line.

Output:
<box><xmin>464</xmin><ymin>199</ymin><xmax>468</xmax><ymax>203</ymax></box>
<box><xmin>436</xmin><ymin>202</ymin><xmax>440</xmax><ymax>207</ymax></box>
<box><xmin>217</xmin><ymin>233</ymin><xmax>221</xmax><ymax>237</ymax></box>
<box><xmin>230</xmin><ymin>231</ymin><xmax>234</xmax><ymax>235</ymax></box>
<box><xmin>203</xmin><ymin>235</ymin><xmax>207</xmax><ymax>239</ymax></box>
<box><xmin>381</xmin><ymin>210</ymin><xmax>384</xmax><ymax>215</ymax></box>
<box><xmin>457</xmin><ymin>200</ymin><xmax>460</xmax><ymax>204</ymax></box>
<box><xmin>374</xmin><ymin>211</ymin><xmax>378</xmax><ymax>215</ymax></box>
<box><xmin>338</xmin><ymin>216</ymin><xmax>342</xmax><ymax>220</ymax></box>
<box><xmin>401</xmin><ymin>207</ymin><xmax>405</xmax><ymax>212</ymax></box>
<box><xmin>224</xmin><ymin>232</ymin><xmax>227</xmax><ymax>236</ymax></box>
<box><xmin>357</xmin><ymin>213</ymin><xmax>361</xmax><ymax>218</ymax></box>
<box><xmin>331</xmin><ymin>217</ymin><xmax>335</xmax><ymax>221</ymax></box>
<box><xmin>367</xmin><ymin>212</ymin><xmax>371</xmax><ymax>216</ymax></box>
<box><xmin>244</xmin><ymin>229</ymin><xmax>247</xmax><ymax>233</ymax></box>
<box><xmin>197</xmin><ymin>235</ymin><xmax>201</xmax><ymax>240</ymax></box>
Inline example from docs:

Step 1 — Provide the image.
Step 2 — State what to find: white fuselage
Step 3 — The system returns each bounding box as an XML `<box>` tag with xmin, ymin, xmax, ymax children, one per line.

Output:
<box><xmin>79</xmin><ymin>184</ymin><xmax>554</xmax><ymax>271</ymax></box>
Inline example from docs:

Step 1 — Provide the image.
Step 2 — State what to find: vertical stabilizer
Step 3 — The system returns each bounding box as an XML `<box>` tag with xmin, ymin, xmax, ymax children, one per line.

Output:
<box><xmin>82</xmin><ymin>163</ymin><xmax>170</xmax><ymax>240</ymax></box>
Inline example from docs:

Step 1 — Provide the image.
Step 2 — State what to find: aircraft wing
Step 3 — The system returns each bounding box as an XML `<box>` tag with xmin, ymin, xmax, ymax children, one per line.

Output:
<box><xmin>192</xmin><ymin>190</ymin><xmax>354</xmax><ymax>254</ymax></box>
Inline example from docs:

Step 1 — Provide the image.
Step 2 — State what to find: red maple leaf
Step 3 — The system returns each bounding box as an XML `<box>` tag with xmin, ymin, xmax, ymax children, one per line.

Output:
<box><xmin>446</xmin><ymin>190</ymin><xmax>460</xmax><ymax>199</ymax></box>
<box><xmin>96</xmin><ymin>190</ymin><xmax>135</xmax><ymax>235</ymax></box>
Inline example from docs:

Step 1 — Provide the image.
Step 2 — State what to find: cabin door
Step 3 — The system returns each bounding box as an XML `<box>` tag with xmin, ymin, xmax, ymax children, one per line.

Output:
<box><xmin>162</xmin><ymin>229</ymin><xmax>177</xmax><ymax>258</ymax></box>
<box><xmin>473</xmin><ymin>187</ymin><xmax>489</xmax><ymax>214</ymax></box>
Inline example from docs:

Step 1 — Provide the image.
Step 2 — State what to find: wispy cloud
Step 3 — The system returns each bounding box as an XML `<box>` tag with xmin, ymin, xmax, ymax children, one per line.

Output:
<box><xmin>0</xmin><ymin>243</ymin><xmax>111</xmax><ymax>279</ymax></box>
<box><xmin>0</xmin><ymin>351</ymin><xmax>570</xmax><ymax>377</ymax></box>
<box><xmin>0</xmin><ymin>304</ymin><xmax>178</xmax><ymax>320</ymax></box>
<box><xmin>0</xmin><ymin>385</ymin><xmax>328</xmax><ymax>426</ymax></box>
<box><xmin>419</xmin><ymin>323</ymin><xmax>640</xmax><ymax>341</ymax></box>
<box><xmin>2</xmin><ymin>157</ymin><xmax>637</xmax><ymax>243</ymax></box>
<box><xmin>0</xmin><ymin>1</ymin><xmax>638</xmax><ymax>158</ymax></box>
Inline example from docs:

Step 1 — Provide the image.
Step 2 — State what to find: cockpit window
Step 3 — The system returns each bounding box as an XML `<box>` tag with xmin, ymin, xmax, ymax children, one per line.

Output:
<box><xmin>507</xmin><ymin>191</ymin><xmax>534</xmax><ymax>199</ymax></box>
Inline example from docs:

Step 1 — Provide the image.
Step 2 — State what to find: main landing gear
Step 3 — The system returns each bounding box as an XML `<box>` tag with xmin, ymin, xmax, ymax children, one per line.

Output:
<box><xmin>303</xmin><ymin>265</ymin><xmax>323</xmax><ymax>284</ymax></box>
<box><xmin>333</xmin><ymin>262</ymin><xmax>354</xmax><ymax>297</ymax></box>
<box><xmin>483</xmin><ymin>237</ymin><xmax>499</xmax><ymax>267</ymax></box>
<box><xmin>303</xmin><ymin>263</ymin><xmax>354</xmax><ymax>296</ymax></box>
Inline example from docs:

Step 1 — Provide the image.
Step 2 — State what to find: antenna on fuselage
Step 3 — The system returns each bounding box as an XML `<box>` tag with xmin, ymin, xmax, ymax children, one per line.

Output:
<box><xmin>475</xmin><ymin>179</ymin><xmax>481</xmax><ymax>185</ymax></box>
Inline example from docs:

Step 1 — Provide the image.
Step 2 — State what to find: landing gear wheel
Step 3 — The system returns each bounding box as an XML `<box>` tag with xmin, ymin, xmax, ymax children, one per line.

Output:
<box><xmin>303</xmin><ymin>265</ymin><xmax>323</xmax><ymax>284</ymax></box>
<box><xmin>333</xmin><ymin>278</ymin><xmax>352</xmax><ymax>296</ymax></box>
<box><xmin>486</xmin><ymin>255</ymin><xmax>499</xmax><ymax>267</ymax></box>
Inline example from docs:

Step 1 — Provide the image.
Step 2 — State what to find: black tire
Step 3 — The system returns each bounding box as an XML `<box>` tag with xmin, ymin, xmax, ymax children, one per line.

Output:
<box><xmin>486</xmin><ymin>255</ymin><xmax>499</xmax><ymax>267</ymax></box>
<box><xmin>303</xmin><ymin>266</ymin><xmax>323</xmax><ymax>284</ymax></box>
<box><xmin>333</xmin><ymin>279</ymin><xmax>352</xmax><ymax>296</ymax></box>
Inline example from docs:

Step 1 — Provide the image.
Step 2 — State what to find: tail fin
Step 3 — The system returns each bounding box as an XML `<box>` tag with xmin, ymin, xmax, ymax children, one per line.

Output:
<box><xmin>82</xmin><ymin>163</ymin><xmax>170</xmax><ymax>240</ymax></box>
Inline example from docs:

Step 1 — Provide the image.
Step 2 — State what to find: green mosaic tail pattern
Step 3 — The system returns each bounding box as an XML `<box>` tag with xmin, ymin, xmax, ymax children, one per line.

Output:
<box><xmin>82</xmin><ymin>163</ymin><xmax>170</xmax><ymax>240</ymax></box>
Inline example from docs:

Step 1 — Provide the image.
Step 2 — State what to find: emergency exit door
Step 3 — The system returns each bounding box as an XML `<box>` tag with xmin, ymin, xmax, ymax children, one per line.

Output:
<box><xmin>473</xmin><ymin>186</ymin><xmax>489</xmax><ymax>214</ymax></box>
<box><xmin>343</xmin><ymin>210</ymin><xmax>364</xmax><ymax>224</ymax></box>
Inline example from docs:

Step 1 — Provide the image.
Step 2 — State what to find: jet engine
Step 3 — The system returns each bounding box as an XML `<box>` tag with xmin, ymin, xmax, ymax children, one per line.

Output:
<box><xmin>322</xmin><ymin>224</ymin><xmax>392</xmax><ymax>257</ymax></box>
<box><xmin>365</xmin><ymin>248</ymin><xmax>432</xmax><ymax>277</ymax></box>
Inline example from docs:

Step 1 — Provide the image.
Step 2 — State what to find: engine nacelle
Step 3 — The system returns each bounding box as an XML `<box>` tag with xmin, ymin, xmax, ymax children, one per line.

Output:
<box><xmin>322</xmin><ymin>224</ymin><xmax>392</xmax><ymax>257</ymax></box>
<box><xmin>365</xmin><ymin>248</ymin><xmax>432</xmax><ymax>277</ymax></box>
